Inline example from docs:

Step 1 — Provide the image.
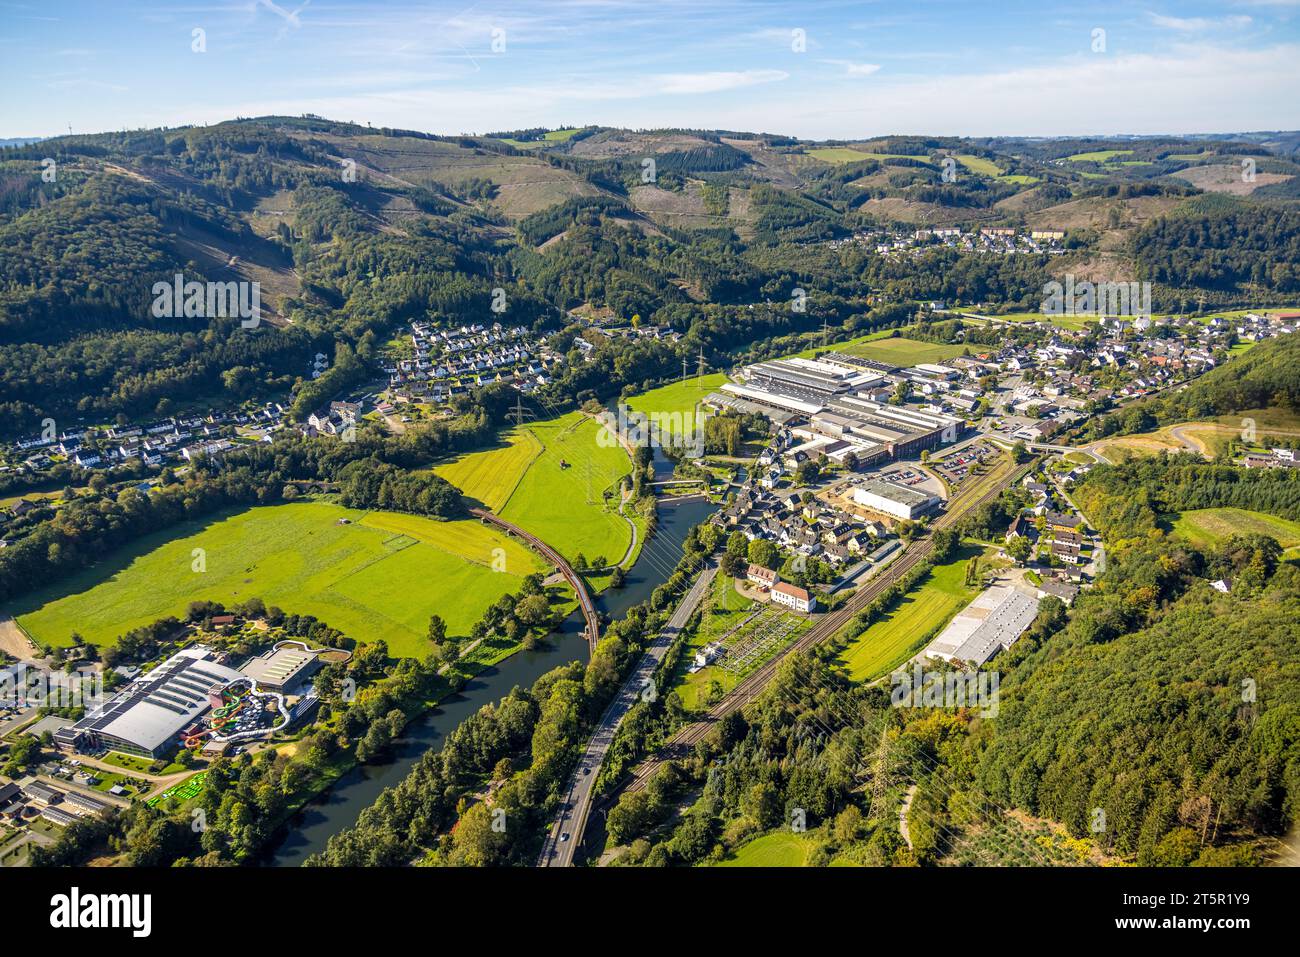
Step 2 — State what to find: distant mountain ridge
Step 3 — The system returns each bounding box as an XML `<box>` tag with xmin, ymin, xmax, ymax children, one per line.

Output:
<box><xmin>0</xmin><ymin>115</ymin><xmax>1297</xmax><ymax>432</ymax></box>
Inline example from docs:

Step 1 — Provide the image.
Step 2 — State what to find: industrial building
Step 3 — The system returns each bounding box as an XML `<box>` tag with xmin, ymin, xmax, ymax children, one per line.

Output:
<box><xmin>23</xmin><ymin>781</ymin><xmax>62</xmax><ymax>805</ymax></box>
<box><xmin>717</xmin><ymin>355</ymin><xmax>888</xmax><ymax>417</ymax></box>
<box><xmin>239</xmin><ymin>644</ymin><xmax>323</xmax><ymax>693</ymax></box>
<box><xmin>41</xmin><ymin>806</ymin><xmax>79</xmax><ymax>827</ymax></box>
<box><xmin>852</xmin><ymin>480</ymin><xmax>941</xmax><ymax>520</ymax></box>
<box><xmin>64</xmin><ymin>790</ymin><xmax>111</xmax><ymax>816</ymax></box>
<box><xmin>923</xmin><ymin>586</ymin><xmax>1042</xmax><ymax>666</ymax></box>
<box><xmin>821</xmin><ymin>396</ymin><xmax>962</xmax><ymax>459</ymax></box>
<box><xmin>56</xmin><ymin>646</ymin><xmax>244</xmax><ymax>759</ymax></box>
<box><xmin>711</xmin><ymin>354</ymin><xmax>965</xmax><ymax>467</ymax></box>
<box><xmin>742</xmin><ymin>356</ymin><xmax>884</xmax><ymax>397</ymax></box>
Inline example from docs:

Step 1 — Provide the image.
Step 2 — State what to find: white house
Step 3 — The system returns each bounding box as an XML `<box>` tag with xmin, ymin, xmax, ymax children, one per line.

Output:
<box><xmin>772</xmin><ymin>581</ymin><xmax>814</xmax><ymax>613</ymax></box>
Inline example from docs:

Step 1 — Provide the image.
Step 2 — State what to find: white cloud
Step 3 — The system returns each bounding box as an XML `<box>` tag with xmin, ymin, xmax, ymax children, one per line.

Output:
<box><xmin>136</xmin><ymin>42</ymin><xmax>1298</xmax><ymax>139</ymax></box>
<box><xmin>1147</xmin><ymin>12</ymin><xmax>1253</xmax><ymax>31</ymax></box>
<box><xmin>655</xmin><ymin>69</ymin><xmax>787</xmax><ymax>94</ymax></box>
<box><xmin>821</xmin><ymin>59</ymin><xmax>882</xmax><ymax>76</ymax></box>
<box><xmin>764</xmin><ymin>42</ymin><xmax>1300</xmax><ymax>138</ymax></box>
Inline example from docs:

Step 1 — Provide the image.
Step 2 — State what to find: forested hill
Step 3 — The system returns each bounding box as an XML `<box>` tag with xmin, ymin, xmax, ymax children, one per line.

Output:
<box><xmin>2</xmin><ymin>117</ymin><xmax>1299</xmax><ymax>433</ymax></box>
<box><xmin>964</xmin><ymin>457</ymin><xmax>1300</xmax><ymax>864</ymax></box>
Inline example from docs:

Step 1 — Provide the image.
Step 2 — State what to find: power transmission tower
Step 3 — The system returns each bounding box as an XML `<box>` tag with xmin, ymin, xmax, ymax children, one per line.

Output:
<box><xmin>866</xmin><ymin>722</ymin><xmax>895</xmax><ymax>822</ymax></box>
<box><xmin>512</xmin><ymin>394</ymin><xmax>535</xmax><ymax>428</ymax></box>
<box><xmin>695</xmin><ymin>347</ymin><xmax>707</xmax><ymax>382</ymax></box>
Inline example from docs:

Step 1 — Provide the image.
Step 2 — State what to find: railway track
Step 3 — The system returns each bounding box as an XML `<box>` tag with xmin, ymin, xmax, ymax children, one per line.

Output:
<box><xmin>470</xmin><ymin>507</ymin><xmax>601</xmax><ymax>654</ymax></box>
<box><xmin>614</xmin><ymin>458</ymin><xmax>1025</xmax><ymax>797</ymax></box>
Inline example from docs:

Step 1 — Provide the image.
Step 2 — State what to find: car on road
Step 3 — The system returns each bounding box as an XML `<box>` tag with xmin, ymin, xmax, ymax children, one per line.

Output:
<box><xmin>560</xmin><ymin>833</ymin><xmax>570</xmax><ymax>842</ymax></box>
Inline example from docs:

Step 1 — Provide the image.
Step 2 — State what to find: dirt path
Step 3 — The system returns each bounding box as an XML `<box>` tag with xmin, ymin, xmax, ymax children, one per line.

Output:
<box><xmin>380</xmin><ymin>410</ymin><xmax>408</xmax><ymax>434</ymax></box>
<box><xmin>900</xmin><ymin>783</ymin><xmax>918</xmax><ymax>849</ymax></box>
<box><xmin>0</xmin><ymin>616</ymin><xmax>38</xmax><ymax>660</ymax></box>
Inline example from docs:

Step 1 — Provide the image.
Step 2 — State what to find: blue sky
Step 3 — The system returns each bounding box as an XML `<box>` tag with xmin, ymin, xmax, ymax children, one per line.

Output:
<box><xmin>3</xmin><ymin>0</ymin><xmax>1298</xmax><ymax>139</ymax></box>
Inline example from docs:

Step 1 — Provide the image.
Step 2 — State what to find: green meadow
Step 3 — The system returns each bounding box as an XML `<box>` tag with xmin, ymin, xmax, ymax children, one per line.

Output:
<box><xmin>622</xmin><ymin>374</ymin><xmax>727</xmax><ymax>439</ymax></box>
<box><xmin>438</xmin><ymin>411</ymin><xmax>635</xmax><ymax>564</ymax></box>
<box><xmin>806</xmin><ymin>147</ymin><xmax>930</xmax><ymax>165</ymax></box>
<box><xmin>1065</xmin><ymin>149</ymin><xmax>1133</xmax><ymax>162</ymax></box>
<box><xmin>1168</xmin><ymin>508</ymin><xmax>1300</xmax><ymax>558</ymax></box>
<box><xmin>837</xmin><ymin>556</ymin><xmax>979</xmax><ymax>682</ymax></box>
<box><xmin>714</xmin><ymin>830</ymin><xmax>814</xmax><ymax>866</ymax></box>
<box><xmin>498</xmin><ymin>128</ymin><xmax>584</xmax><ymax>149</ymax></box>
<box><xmin>992</xmin><ymin>311</ymin><xmax>1098</xmax><ymax>332</ymax></box>
<box><xmin>15</xmin><ymin>501</ymin><xmax>544</xmax><ymax>657</ymax></box>
<box><xmin>830</xmin><ymin>335</ymin><xmax>966</xmax><ymax>366</ymax></box>
<box><xmin>955</xmin><ymin>154</ymin><xmax>1001</xmax><ymax>176</ymax></box>
<box><xmin>435</xmin><ymin>428</ymin><xmax>542</xmax><ymax>511</ymax></box>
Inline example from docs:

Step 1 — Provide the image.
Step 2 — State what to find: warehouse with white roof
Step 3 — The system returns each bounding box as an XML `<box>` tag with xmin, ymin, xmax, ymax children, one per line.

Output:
<box><xmin>853</xmin><ymin>480</ymin><xmax>941</xmax><ymax>520</ymax></box>
<box><xmin>923</xmin><ymin>586</ymin><xmax>1041</xmax><ymax>666</ymax></box>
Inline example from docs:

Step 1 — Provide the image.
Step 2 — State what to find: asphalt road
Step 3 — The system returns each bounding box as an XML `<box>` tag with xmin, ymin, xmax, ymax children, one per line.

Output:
<box><xmin>538</xmin><ymin>559</ymin><xmax>719</xmax><ymax>867</ymax></box>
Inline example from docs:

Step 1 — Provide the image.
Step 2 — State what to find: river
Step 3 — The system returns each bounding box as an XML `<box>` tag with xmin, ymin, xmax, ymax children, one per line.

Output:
<box><xmin>269</xmin><ymin>475</ymin><xmax>715</xmax><ymax>865</ymax></box>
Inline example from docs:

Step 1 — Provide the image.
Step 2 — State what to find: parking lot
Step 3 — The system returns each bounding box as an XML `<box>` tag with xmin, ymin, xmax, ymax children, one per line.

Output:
<box><xmin>933</xmin><ymin>440</ymin><xmax>1000</xmax><ymax>486</ymax></box>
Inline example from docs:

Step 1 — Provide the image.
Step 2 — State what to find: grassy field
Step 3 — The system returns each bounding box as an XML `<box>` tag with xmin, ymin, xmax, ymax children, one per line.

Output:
<box><xmin>829</xmin><ymin>335</ymin><xmax>966</xmax><ymax>366</ymax></box>
<box><xmin>837</xmin><ymin>556</ymin><xmax>978</xmax><ymax>682</ymax></box>
<box><xmin>788</xmin><ymin>327</ymin><xmax>894</xmax><ymax>360</ymax></box>
<box><xmin>806</xmin><ymin>147</ymin><xmax>929</xmax><ymax>165</ymax></box>
<box><xmin>100</xmin><ymin>752</ymin><xmax>185</xmax><ymax>775</ymax></box>
<box><xmin>955</xmin><ymin>154</ymin><xmax>1001</xmax><ymax>176</ymax></box>
<box><xmin>989</xmin><ymin>311</ymin><xmax>1098</xmax><ymax>332</ymax></box>
<box><xmin>714</xmin><ymin>830</ymin><xmax>814</xmax><ymax>866</ymax></box>
<box><xmin>622</xmin><ymin>374</ymin><xmax>728</xmax><ymax>443</ymax></box>
<box><xmin>498</xmin><ymin>128</ymin><xmax>584</xmax><ymax>149</ymax></box>
<box><xmin>1169</xmin><ymin>508</ymin><xmax>1300</xmax><ymax>556</ymax></box>
<box><xmin>788</xmin><ymin>330</ymin><xmax>966</xmax><ymax>366</ymax></box>
<box><xmin>805</xmin><ymin>147</ymin><xmax>875</xmax><ymax>164</ymax></box>
<box><xmin>1065</xmin><ymin>149</ymin><xmax>1134</xmax><ymax>162</ymax></box>
<box><xmin>623</xmin><ymin>374</ymin><xmax>727</xmax><ymax>421</ymax></box>
<box><xmin>499</xmin><ymin>414</ymin><xmax>634</xmax><ymax>564</ymax></box>
<box><xmin>438</xmin><ymin>411</ymin><xmax>634</xmax><ymax>564</ymax></box>
<box><xmin>15</xmin><ymin>502</ymin><xmax>544</xmax><ymax>657</ymax></box>
<box><xmin>434</xmin><ymin>429</ymin><xmax>542</xmax><ymax>510</ymax></box>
